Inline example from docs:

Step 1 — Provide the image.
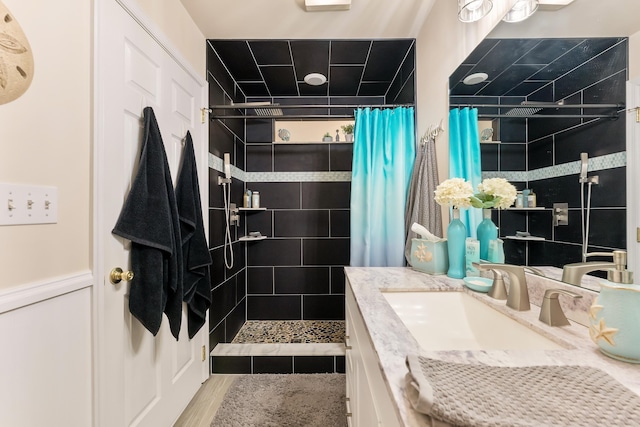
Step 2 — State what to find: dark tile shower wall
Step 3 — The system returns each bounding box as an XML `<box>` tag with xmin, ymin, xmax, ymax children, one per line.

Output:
<box><xmin>207</xmin><ymin>38</ymin><xmax>417</xmax><ymax>351</ymax></box>
<box><xmin>207</xmin><ymin>41</ymin><xmax>248</xmax><ymax>351</ymax></box>
<box><xmin>244</xmin><ymin>116</ymin><xmax>354</xmax><ymax>321</ymax></box>
<box><xmin>454</xmin><ymin>38</ymin><xmax>627</xmax><ymax>268</ymax></box>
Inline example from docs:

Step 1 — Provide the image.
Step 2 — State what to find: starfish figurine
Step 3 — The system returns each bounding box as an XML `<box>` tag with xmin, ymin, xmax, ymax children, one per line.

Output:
<box><xmin>589</xmin><ymin>317</ymin><xmax>618</xmax><ymax>346</ymax></box>
<box><xmin>413</xmin><ymin>243</ymin><xmax>432</xmax><ymax>262</ymax></box>
<box><xmin>589</xmin><ymin>298</ymin><xmax>603</xmax><ymax>320</ymax></box>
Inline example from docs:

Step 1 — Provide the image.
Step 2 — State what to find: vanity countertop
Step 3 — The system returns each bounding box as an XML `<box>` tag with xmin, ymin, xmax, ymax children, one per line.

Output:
<box><xmin>344</xmin><ymin>267</ymin><xmax>640</xmax><ymax>427</ymax></box>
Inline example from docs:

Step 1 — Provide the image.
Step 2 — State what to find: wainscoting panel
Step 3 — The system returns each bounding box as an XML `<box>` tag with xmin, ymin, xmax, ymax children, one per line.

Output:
<box><xmin>0</xmin><ymin>273</ymin><xmax>93</xmax><ymax>427</ymax></box>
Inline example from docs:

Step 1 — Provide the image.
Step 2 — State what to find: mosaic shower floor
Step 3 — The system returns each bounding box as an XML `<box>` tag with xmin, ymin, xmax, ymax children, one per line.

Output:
<box><xmin>231</xmin><ymin>320</ymin><xmax>345</xmax><ymax>344</ymax></box>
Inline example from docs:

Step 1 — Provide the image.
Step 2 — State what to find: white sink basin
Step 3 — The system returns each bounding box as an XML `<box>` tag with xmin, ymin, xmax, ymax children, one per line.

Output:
<box><xmin>382</xmin><ymin>291</ymin><xmax>565</xmax><ymax>351</ymax></box>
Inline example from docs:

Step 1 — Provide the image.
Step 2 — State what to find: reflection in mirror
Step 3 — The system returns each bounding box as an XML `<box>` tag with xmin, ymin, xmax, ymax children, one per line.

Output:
<box><xmin>448</xmin><ymin>0</ymin><xmax>640</xmax><ymax>289</ymax></box>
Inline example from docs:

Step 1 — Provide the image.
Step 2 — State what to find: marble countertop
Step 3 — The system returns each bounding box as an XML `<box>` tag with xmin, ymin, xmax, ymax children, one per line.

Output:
<box><xmin>344</xmin><ymin>267</ymin><xmax>640</xmax><ymax>427</ymax></box>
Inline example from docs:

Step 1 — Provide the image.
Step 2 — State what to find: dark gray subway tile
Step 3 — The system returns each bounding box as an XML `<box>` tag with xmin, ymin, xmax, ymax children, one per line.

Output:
<box><xmin>247</xmin><ymin>266</ymin><xmax>274</xmax><ymax>294</ymax></box>
<box><xmin>247</xmin><ymin>295</ymin><xmax>302</xmax><ymax>320</ymax></box>
<box><xmin>248</xmin><ymin>238</ymin><xmax>302</xmax><ymax>266</ymax></box>
<box><xmin>303</xmin><ymin>238</ymin><xmax>350</xmax><ymax>266</ymax></box>
<box><xmin>274</xmin><ymin>144</ymin><xmax>330</xmax><ymax>172</ymax></box>
<box><xmin>274</xmin><ymin>266</ymin><xmax>330</xmax><ymax>294</ymax></box>
<box><xmin>250</xmin><ymin>182</ymin><xmax>301</xmax><ymax>209</ymax></box>
<box><xmin>274</xmin><ymin>210</ymin><xmax>329</xmax><ymax>237</ymax></box>
<box><xmin>303</xmin><ymin>295</ymin><xmax>345</xmax><ymax>320</ymax></box>
<box><xmin>301</xmin><ymin>182</ymin><xmax>350</xmax><ymax>209</ymax></box>
<box><xmin>330</xmin><ymin>210</ymin><xmax>350</xmax><ymax>238</ymax></box>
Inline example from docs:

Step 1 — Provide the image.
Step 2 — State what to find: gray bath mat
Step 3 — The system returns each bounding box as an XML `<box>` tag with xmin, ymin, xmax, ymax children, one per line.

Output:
<box><xmin>211</xmin><ymin>373</ymin><xmax>347</xmax><ymax>427</ymax></box>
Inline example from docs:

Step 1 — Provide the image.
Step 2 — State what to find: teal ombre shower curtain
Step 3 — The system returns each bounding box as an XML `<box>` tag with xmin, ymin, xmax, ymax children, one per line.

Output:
<box><xmin>449</xmin><ymin>107</ymin><xmax>482</xmax><ymax>236</ymax></box>
<box><xmin>350</xmin><ymin>107</ymin><xmax>416</xmax><ymax>266</ymax></box>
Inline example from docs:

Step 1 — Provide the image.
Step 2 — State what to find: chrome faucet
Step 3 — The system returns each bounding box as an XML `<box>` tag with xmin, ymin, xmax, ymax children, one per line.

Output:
<box><xmin>561</xmin><ymin>250</ymin><xmax>631</xmax><ymax>286</ymax></box>
<box><xmin>472</xmin><ymin>263</ymin><xmax>530</xmax><ymax>311</ymax></box>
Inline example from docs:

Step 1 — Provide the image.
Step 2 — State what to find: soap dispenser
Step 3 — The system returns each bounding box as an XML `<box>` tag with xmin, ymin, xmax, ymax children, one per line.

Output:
<box><xmin>589</xmin><ymin>251</ymin><xmax>638</xmax><ymax>363</ymax></box>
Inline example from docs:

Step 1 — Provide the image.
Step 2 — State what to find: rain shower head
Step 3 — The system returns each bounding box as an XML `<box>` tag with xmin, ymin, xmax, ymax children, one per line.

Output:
<box><xmin>230</xmin><ymin>102</ymin><xmax>283</xmax><ymax>116</ymax></box>
<box><xmin>503</xmin><ymin>100</ymin><xmax>563</xmax><ymax>117</ymax></box>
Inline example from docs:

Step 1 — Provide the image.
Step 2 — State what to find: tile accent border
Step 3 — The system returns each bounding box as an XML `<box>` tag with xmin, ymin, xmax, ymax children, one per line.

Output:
<box><xmin>246</xmin><ymin>171</ymin><xmax>352</xmax><ymax>182</ymax></box>
<box><xmin>209</xmin><ymin>153</ymin><xmax>352</xmax><ymax>182</ymax></box>
<box><xmin>483</xmin><ymin>152</ymin><xmax>626</xmax><ymax>182</ymax></box>
<box><xmin>209</xmin><ymin>153</ymin><xmax>246</xmax><ymax>181</ymax></box>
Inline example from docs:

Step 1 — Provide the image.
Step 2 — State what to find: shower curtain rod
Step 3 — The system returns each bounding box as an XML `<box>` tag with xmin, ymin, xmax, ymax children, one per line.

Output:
<box><xmin>449</xmin><ymin>103</ymin><xmax>624</xmax><ymax>109</ymax></box>
<box><xmin>208</xmin><ymin>103</ymin><xmax>414</xmax><ymax>120</ymax></box>
<box><xmin>209</xmin><ymin>103</ymin><xmax>414</xmax><ymax>109</ymax></box>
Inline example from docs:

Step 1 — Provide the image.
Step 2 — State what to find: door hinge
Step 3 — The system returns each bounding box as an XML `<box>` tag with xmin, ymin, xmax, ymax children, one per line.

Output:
<box><xmin>637</xmin><ymin>227</ymin><xmax>640</xmax><ymax>243</ymax></box>
<box><xmin>202</xmin><ymin>345</ymin><xmax>206</xmax><ymax>362</ymax></box>
<box><xmin>200</xmin><ymin>107</ymin><xmax>211</xmax><ymax>124</ymax></box>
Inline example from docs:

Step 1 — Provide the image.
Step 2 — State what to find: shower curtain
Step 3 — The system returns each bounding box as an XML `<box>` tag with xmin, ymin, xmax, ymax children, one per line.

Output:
<box><xmin>350</xmin><ymin>107</ymin><xmax>416</xmax><ymax>267</ymax></box>
<box><xmin>449</xmin><ymin>107</ymin><xmax>482</xmax><ymax>236</ymax></box>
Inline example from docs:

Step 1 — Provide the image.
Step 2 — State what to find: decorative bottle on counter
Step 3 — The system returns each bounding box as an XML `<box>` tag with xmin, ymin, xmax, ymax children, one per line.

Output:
<box><xmin>251</xmin><ymin>191</ymin><xmax>260</xmax><ymax>208</ymax></box>
<box><xmin>476</xmin><ymin>208</ymin><xmax>498</xmax><ymax>261</ymax></box>
<box><xmin>446</xmin><ymin>208</ymin><xmax>466</xmax><ymax>279</ymax></box>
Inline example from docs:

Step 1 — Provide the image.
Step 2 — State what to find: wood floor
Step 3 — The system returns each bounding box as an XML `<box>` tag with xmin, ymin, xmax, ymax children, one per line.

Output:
<box><xmin>173</xmin><ymin>374</ymin><xmax>239</xmax><ymax>427</ymax></box>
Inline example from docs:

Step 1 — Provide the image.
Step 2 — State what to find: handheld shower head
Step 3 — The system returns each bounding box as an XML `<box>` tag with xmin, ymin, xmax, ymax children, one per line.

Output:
<box><xmin>579</xmin><ymin>152</ymin><xmax>588</xmax><ymax>183</ymax></box>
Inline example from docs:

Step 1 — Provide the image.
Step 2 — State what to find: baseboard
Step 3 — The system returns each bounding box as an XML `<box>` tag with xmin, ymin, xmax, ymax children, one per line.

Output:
<box><xmin>0</xmin><ymin>270</ymin><xmax>93</xmax><ymax>314</ymax></box>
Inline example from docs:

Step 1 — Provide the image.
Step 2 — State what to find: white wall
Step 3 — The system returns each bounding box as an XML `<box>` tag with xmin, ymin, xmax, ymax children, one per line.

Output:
<box><xmin>132</xmin><ymin>0</ymin><xmax>206</xmax><ymax>78</ymax></box>
<box><xmin>414</xmin><ymin>0</ymin><xmax>517</xmax><ymax>231</ymax></box>
<box><xmin>0</xmin><ymin>0</ymin><xmax>91</xmax><ymax>290</ymax></box>
<box><xmin>630</xmin><ymin>30</ymin><xmax>640</xmax><ymax>79</ymax></box>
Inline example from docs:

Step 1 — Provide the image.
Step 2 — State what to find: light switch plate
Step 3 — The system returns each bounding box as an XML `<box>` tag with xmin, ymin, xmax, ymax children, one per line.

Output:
<box><xmin>0</xmin><ymin>183</ymin><xmax>58</xmax><ymax>226</ymax></box>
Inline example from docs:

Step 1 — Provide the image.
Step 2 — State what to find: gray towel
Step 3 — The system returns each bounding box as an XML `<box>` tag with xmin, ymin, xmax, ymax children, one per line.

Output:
<box><xmin>176</xmin><ymin>131</ymin><xmax>212</xmax><ymax>339</ymax></box>
<box><xmin>406</xmin><ymin>354</ymin><xmax>640</xmax><ymax>426</ymax></box>
<box><xmin>405</xmin><ymin>136</ymin><xmax>442</xmax><ymax>264</ymax></box>
<box><xmin>112</xmin><ymin>107</ymin><xmax>183</xmax><ymax>339</ymax></box>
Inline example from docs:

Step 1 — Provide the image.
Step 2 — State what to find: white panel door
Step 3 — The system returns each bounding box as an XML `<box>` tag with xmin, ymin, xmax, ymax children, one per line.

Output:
<box><xmin>96</xmin><ymin>1</ymin><xmax>208</xmax><ymax>426</ymax></box>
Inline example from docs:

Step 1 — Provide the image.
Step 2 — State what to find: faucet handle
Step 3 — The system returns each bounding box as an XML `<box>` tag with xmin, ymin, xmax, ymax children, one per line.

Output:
<box><xmin>539</xmin><ymin>288</ymin><xmax>583</xmax><ymax>327</ymax></box>
<box><xmin>487</xmin><ymin>269</ymin><xmax>507</xmax><ymax>300</ymax></box>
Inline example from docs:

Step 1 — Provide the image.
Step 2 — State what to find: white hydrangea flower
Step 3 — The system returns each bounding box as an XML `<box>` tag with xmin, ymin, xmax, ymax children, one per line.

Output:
<box><xmin>434</xmin><ymin>178</ymin><xmax>473</xmax><ymax>209</ymax></box>
<box><xmin>474</xmin><ymin>178</ymin><xmax>517</xmax><ymax>209</ymax></box>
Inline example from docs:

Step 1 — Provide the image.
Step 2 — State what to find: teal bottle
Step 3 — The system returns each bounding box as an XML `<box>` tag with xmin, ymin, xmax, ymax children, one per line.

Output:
<box><xmin>447</xmin><ymin>208</ymin><xmax>467</xmax><ymax>279</ymax></box>
<box><xmin>477</xmin><ymin>208</ymin><xmax>498</xmax><ymax>261</ymax></box>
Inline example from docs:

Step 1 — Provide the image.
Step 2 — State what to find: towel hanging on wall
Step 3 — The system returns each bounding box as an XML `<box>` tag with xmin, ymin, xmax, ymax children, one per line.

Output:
<box><xmin>176</xmin><ymin>131</ymin><xmax>213</xmax><ymax>339</ymax></box>
<box><xmin>112</xmin><ymin>106</ymin><xmax>183</xmax><ymax>340</ymax></box>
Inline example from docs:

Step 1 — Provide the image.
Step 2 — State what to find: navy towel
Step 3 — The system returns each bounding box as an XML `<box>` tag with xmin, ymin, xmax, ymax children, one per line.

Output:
<box><xmin>112</xmin><ymin>107</ymin><xmax>183</xmax><ymax>339</ymax></box>
<box><xmin>176</xmin><ymin>131</ymin><xmax>212</xmax><ymax>339</ymax></box>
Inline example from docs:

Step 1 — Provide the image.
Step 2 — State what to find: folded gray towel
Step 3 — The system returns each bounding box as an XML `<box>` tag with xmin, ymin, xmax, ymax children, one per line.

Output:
<box><xmin>406</xmin><ymin>354</ymin><xmax>640</xmax><ymax>427</ymax></box>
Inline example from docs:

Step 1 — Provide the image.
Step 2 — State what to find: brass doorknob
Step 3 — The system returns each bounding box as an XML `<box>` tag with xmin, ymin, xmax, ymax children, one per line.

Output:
<box><xmin>110</xmin><ymin>267</ymin><xmax>134</xmax><ymax>284</ymax></box>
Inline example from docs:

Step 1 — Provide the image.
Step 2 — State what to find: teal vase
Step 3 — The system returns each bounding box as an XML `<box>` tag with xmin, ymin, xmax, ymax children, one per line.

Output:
<box><xmin>447</xmin><ymin>208</ymin><xmax>467</xmax><ymax>279</ymax></box>
<box><xmin>477</xmin><ymin>208</ymin><xmax>498</xmax><ymax>261</ymax></box>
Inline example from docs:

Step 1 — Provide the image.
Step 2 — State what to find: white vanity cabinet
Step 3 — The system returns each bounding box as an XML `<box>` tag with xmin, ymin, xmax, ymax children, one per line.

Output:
<box><xmin>346</xmin><ymin>279</ymin><xmax>401</xmax><ymax>427</ymax></box>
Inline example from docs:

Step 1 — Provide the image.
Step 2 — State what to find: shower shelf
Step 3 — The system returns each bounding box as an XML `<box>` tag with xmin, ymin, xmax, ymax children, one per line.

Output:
<box><xmin>239</xmin><ymin>235</ymin><xmax>267</xmax><ymax>242</ymax></box>
<box><xmin>504</xmin><ymin>236</ymin><xmax>546</xmax><ymax>241</ymax></box>
<box><xmin>239</xmin><ymin>207</ymin><xmax>267</xmax><ymax>211</ymax></box>
<box><xmin>506</xmin><ymin>207</ymin><xmax>545</xmax><ymax>210</ymax></box>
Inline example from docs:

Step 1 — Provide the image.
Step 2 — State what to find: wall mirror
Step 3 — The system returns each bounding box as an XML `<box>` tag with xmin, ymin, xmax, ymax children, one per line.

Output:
<box><xmin>448</xmin><ymin>0</ymin><xmax>640</xmax><ymax>289</ymax></box>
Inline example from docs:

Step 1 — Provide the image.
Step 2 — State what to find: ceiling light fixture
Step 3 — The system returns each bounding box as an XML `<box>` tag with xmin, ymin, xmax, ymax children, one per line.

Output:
<box><xmin>463</xmin><ymin>72</ymin><xmax>489</xmax><ymax>85</ymax></box>
<box><xmin>503</xmin><ymin>0</ymin><xmax>539</xmax><ymax>23</ymax></box>
<box><xmin>458</xmin><ymin>0</ymin><xmax>493</xmax><ymax>23</ymax></box>
<box><xmin>304</xmin><ymin>0</ymin><xmax>351</xmax><ymax>12</ymax></box>
<box><xmin>304</xmin><ymin>73</ymin><xmax>327</xmax><ymax>86</ymax></box>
